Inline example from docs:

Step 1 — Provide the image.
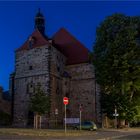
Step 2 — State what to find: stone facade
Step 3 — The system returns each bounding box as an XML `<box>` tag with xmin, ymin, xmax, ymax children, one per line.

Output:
<box><xmin>49</xmin><ymin>44</ymin><xmax>67</xmax><ymax>126</ymax></box>
<box><xmin>13</xmin><ymin>45</ymin><xmax>50</xmax><ymax>127</ymax></box>
<box><xmin>65</xmin><ymin>63</ymin><xmax>96</xmax><ymax>121</ymax></box>
<box><xmin>11</xmin><ymin>11</ymin><xmax>101</xmax><ymax>128</ymax></box>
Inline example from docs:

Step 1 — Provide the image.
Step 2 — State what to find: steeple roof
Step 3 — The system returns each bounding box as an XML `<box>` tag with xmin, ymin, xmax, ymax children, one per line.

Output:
<box><xmin>35</xmin><ymin>8</ymin><xmax>44</xmax><ymax>18</ymax></box>
<box><xmin>16</xmin><ymin>11</ymin><xmax>89</xmax><ymax>65</ymax></box>
<box><xmin>34</xmin><ymin>9</ymin><xmax>45</xmax><ymax>35</ymax></box>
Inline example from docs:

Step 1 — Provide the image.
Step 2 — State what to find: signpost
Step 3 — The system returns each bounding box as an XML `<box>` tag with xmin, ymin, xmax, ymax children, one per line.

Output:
<box><xmin>79</xmin><ymin>104</ymin><xmax>82</xmax><ymax>130</ymax></box>
<box><xmin>55</xmin><ymin>108</ymin><xmax>58</xmax><ymax>127</ymax></box>
<box><xmin>63</xmin><ymin>97</ymin><xmax>69</xmax><ymax>133</ymax></box>
<box><xmin>113</xmin><ymin>107</ymin><xmax>119</xmax><ymax>128</ymax></box>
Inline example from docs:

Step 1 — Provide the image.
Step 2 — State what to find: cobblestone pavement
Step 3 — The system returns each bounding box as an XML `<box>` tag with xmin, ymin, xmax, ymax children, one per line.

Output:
<box><xmin>0</xmin><ymin>129</ymin><xmax>139</xmax><ymax>140</ymax></box>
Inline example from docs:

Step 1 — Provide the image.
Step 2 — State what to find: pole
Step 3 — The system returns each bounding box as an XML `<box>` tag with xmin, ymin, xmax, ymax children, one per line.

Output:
<box><xmin>65</xmin><ymin>104</ymin><xmax>66</xmax><ymax>133</ymax></box>
<box><xmin>79</xmin><ymin>104</ymin><xmax>82</xmax><ymax>130</ymax></box>
<box><xmin>115</xmin><ymin>107</ymin><xmax>117</xmax><ymax>129</ymax></box>
<box><xmin>55</xmin><ymin>115</ymin><xmax>57</xmax><ymax>127</ymax></box>
<box><xmin>115</xmin><ymin>115</ymin><xmax>117</xmax><ymax>128</ymax></box>
<box><xmin>80</xmin><ymin>110</ymin><xmax>81</xmax><ymax>130</ymax></box>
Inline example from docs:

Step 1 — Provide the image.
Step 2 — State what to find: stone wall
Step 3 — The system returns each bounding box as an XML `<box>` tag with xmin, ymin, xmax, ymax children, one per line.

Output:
<box><xmin>64</xmin><ymin>63</ymin><xmax>101</xmax><ymax>123</ymax></box>
<box><xmin>0</xmin><ymin>99</ymin><xmax>11</xmax><ymax>115</ymax></box>
<box><xmin>49</xmin><ymin>46</ymin><xmax>66</xmax><ymax>127</ymax></box>
<box><xmin>13</xmin><ymin>43</ymin><xmax>101</xmax><ymax>127</ymax></box>
<box><xmin>13</xmin><ymin>45</ymin><xmax>50</xmax><ymax>127</ymax></box>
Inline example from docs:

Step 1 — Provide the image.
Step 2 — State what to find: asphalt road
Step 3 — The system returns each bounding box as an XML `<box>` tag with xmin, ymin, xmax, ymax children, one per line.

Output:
<box><xmin>0</xmin><ymin>129</ymin><xmax>139</xmax><ymax>140</ymax></box>
<box><xmin>113</xmin><ymin>133</ymin><xmax>140</xmax><ymax>140</ymax></box>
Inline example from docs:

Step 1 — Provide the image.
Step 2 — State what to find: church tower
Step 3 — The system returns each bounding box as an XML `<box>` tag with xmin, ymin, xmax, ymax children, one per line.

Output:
<box><xmin>11</xmin><ymin>10</ymin><xmax>101</xmax><ymax>128</ymax></box>
<box><xmin>34</xmin><ymin>8</ymin><xmax>45</xmax><ymax>35</ymax></box>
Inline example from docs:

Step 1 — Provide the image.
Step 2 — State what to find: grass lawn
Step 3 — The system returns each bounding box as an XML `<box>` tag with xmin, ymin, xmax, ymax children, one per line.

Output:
<box><xmin>0</xmin><ymin>128</ymin><xmax>96</xmax><ymax>137</ymax></box>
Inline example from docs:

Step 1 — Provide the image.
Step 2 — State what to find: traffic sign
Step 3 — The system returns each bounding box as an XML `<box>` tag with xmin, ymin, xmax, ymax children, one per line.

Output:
<box><xmin>63</xmin><ymin>97</ymin><xmax>69</xmax><ymax>105</ymax></box>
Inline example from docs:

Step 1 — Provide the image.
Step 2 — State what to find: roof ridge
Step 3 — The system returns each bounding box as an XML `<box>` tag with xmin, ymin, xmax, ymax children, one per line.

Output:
<box><xmin>53</xmin><ymin>27</ymin><xmax>89</xmax><ymax>52</ymax></box>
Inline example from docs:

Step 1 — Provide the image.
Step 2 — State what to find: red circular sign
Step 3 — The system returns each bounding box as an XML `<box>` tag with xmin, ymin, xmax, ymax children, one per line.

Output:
<box><xmin>63</xmin><ymin>97</ymin><xmax>69</xmax><ymax>105</ymax></box>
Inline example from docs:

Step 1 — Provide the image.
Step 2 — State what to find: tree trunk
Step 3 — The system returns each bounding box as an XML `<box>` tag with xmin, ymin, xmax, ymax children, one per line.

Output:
<box><xmin>39</xmin><ymin>115</ymin><xmax>42</xmax><ymax>129</ymax></box>
<box><xmin>34</xmin><ymin>113</ymin><xmax>39</xmax><ymax>129</ymax></box>
<box><xmin>121</xmin><ymin>79</ymin><xmax>125</xmax><ymax>95</ymax></box>
<box><xmin>34</xmin><ymin>114</ymin><xmax>36</xmax><ymax>128</ymax></box>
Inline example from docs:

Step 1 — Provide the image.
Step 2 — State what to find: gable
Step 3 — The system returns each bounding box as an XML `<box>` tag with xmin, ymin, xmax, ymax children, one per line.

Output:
<box><xmin>16</xmin><ymin>29</ymin><xmax>49</xmax><ymax>52</ymax></box>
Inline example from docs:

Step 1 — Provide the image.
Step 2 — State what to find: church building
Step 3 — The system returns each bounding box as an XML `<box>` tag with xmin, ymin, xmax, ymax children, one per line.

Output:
<box><xmin>10</xmin><ymin>10</ymin><xmax>101</xmax><ymax>128</ymax></box>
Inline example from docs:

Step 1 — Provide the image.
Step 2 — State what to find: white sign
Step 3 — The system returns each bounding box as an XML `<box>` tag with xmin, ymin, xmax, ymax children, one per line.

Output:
<box><xmin>64</xmin><ymin>118</ymin><xmax>80</xmax><ymax>124</ymax></box>
<box><xmin>55</xmin><ymin>108</ymin><xmax>58</xmax><ymax>115</ymax></box>
<box><xmin>113</xmin><ymin>113</ymin><xmax>119</xmax><ymax>116</ymax></box>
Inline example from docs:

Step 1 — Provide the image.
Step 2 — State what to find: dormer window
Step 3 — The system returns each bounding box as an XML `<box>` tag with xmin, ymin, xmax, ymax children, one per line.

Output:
<box><xmin>29</xmin><ymin>66</ymin><xmax>33</xmax><ymax>70</ymax></box>
<box><xmin>28</xmin><ymin>36</ymin><xmax>36</xmax><ymax>49</ymax></box>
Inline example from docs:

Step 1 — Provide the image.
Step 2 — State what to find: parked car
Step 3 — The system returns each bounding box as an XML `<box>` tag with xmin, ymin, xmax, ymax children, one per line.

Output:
<box><xmin>74</xmin><ymin>121</ymin><xmax>97</xmax><ymax>131</ymax></box>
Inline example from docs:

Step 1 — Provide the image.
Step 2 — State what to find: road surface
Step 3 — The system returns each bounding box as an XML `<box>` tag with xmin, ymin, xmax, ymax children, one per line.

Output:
<box><xmin>0</xmin><ymin>129</ymin><xmax>139</xmax><ymax>140</ymax></box>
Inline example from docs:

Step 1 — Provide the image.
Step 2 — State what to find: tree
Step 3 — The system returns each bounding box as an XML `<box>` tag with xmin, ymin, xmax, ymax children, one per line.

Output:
<box><xmin>30</xmin><ymin>84</ymin><xmax>50</xmax><ymax>128</ymax></box>
<box><xmin>94</xmin><ymin>13</ymin><xmax>140</xmax><ymax>124</ymax></box>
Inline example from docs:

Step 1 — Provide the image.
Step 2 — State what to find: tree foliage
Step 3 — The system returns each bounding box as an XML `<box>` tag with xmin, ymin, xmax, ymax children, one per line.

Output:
<box><xmin>30</xmin><ymin>85</ymin><xmax>50</xmax><ymax>115</ymax></box>
<box><xmin>94</xmin><ymin>13</ymin><xmax>140</xmax><ymax>122</ymax></box>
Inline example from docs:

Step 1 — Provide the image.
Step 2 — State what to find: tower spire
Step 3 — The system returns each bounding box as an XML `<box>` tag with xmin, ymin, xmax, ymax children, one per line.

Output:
<box><xmin>38</xmin><ymin>8</ymin><xmax>40</xmax><ymax>13</ymax></box>
<box><xmin>34</xmin><ymin>8</ymin><xmax>45</xmax><ymax>35</ymax></box>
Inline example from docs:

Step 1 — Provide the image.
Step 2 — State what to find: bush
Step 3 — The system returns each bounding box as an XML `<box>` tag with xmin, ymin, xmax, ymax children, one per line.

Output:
<box><xmin>0</xmin><ymin>111</ymin><xmax>11</xmax><ymax>126</ymax></box>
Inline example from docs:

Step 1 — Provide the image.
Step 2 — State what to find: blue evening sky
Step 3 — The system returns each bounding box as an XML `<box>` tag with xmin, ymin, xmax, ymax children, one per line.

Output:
<box><xmin>0</xmin><ymin>1</ymin><xmax>140</xmax><ymax>90</ymax></box>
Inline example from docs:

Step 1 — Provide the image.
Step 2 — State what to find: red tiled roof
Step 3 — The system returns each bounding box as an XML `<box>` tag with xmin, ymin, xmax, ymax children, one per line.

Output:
<box><xmin>52</xmin><ymin>28</ymin><xmax>89</xmax><ymax>65</ymax></box>
<box><xmin>16</xmin><ymin>29</ymin><xmax>49</xmax><ymax>52</ymax></box>
<box><xmin>16</xmin><ymin>28</ymin><xmax>89</xmax><ymax>65</ymax></box>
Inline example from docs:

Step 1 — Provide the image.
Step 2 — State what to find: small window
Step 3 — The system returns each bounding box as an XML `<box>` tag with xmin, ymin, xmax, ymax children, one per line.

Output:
<box><xmin>57</xmin><ymin>66</ymin><xmax>60</xmax><ymax>72</ymax></box>
<box><xmin>28</xmin><ymin>36</ymin><xmax>36</xmax><ymax>49</ymax></box>
<box><xmin>27</xmin><ymin>83</ymin><xmax>34</xmax><ymax>94</ymax></box>
<box><xmin>29</xmin><ymin>66</ymin><xmax>33</xmax><ymax>70</ymax></box>
<box><xmin>29</xmin><ymin>40</ymin><xmax>32</xmax><ymax>49</ymax></box>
